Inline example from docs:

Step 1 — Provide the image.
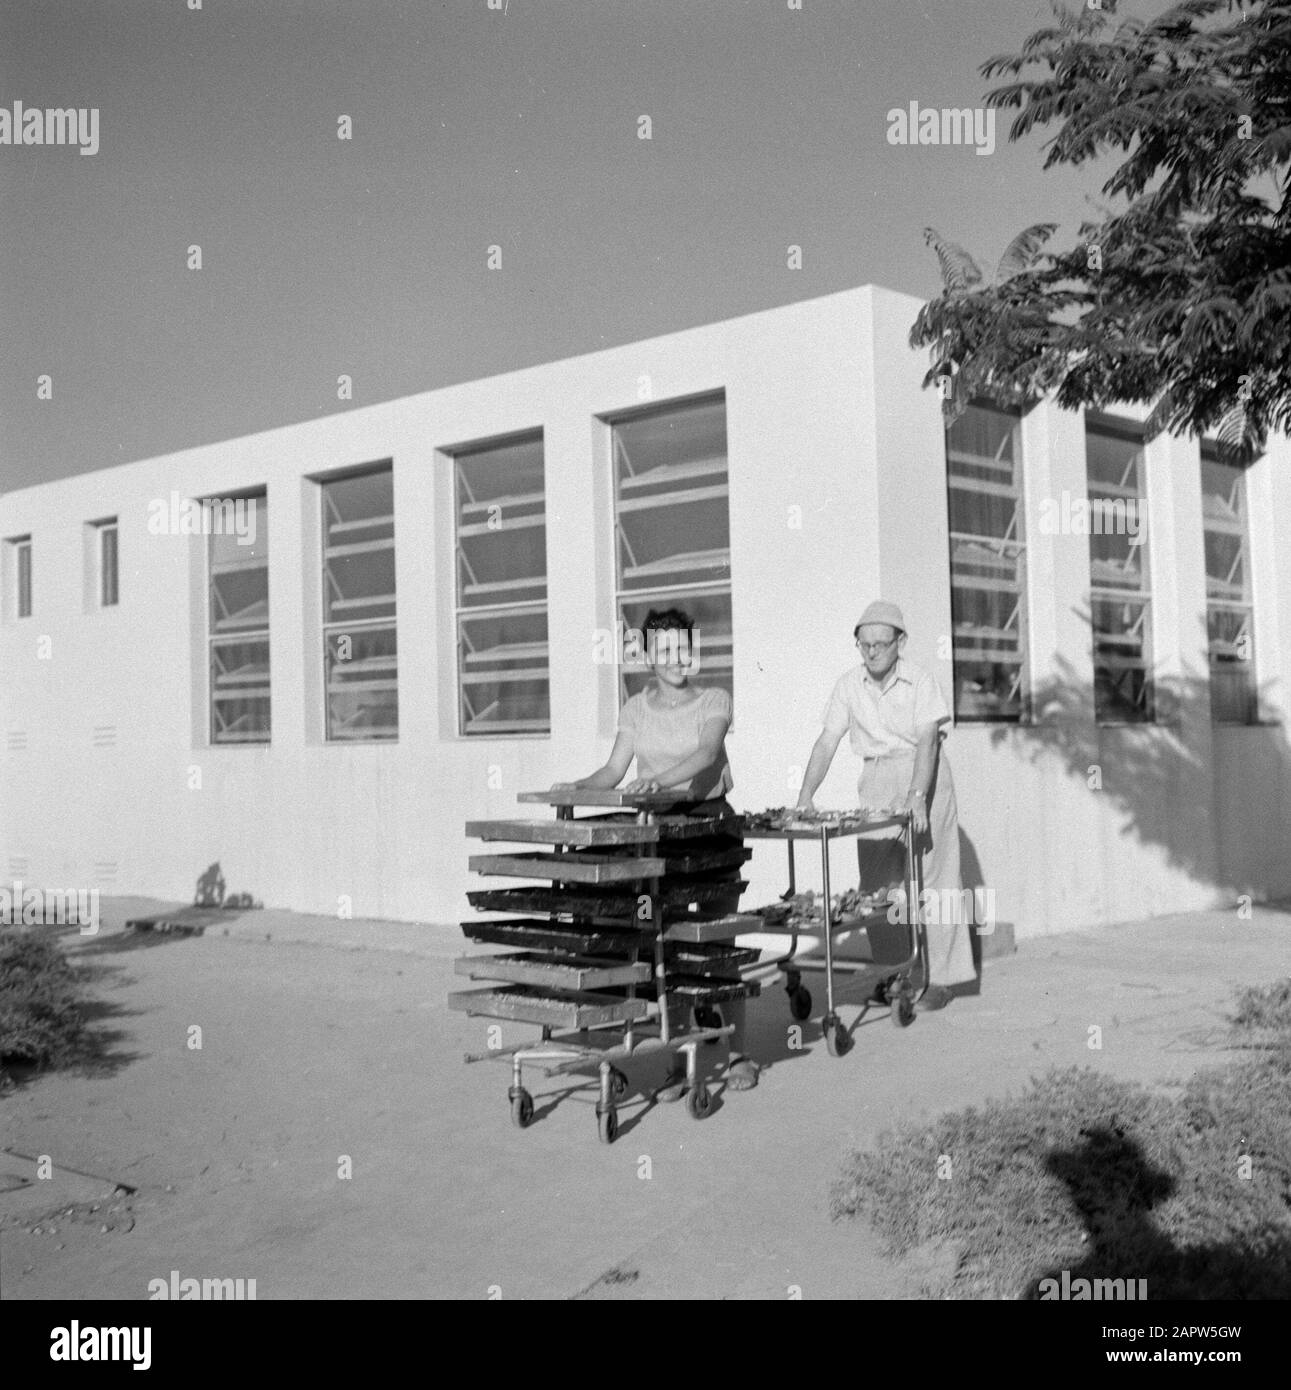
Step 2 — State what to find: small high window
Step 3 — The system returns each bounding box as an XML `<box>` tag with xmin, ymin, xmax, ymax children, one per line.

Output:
<box><xmin>91</xmin><ymin>518</ymin><xmax>119</xmax><ymax>607</ymax></box>
<box><xmin>10</xmin><ymin>536</ymin><xmax>33</xmax><ymax>619</ymax></box>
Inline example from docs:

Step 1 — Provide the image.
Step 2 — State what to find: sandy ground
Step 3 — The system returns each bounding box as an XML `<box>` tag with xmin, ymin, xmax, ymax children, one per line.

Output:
<box><xmin>1</xmin><ymin>897</ymin><xmax>1284</xmax><ymax>1300</ymax></box>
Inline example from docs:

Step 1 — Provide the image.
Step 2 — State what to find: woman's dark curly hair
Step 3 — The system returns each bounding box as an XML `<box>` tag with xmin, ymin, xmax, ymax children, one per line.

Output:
<box><xmin>641</xmin><ymin>607</ymin><xmax>694</xmax><ymax>636</ymax></box>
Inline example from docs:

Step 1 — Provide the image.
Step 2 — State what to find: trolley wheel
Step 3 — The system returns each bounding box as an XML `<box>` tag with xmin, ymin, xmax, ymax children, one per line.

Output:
<box><xmin>609</xmin><ymin>1066</ymin><xmax>629</xmax><ymax>1100</ymax></box>
<box><xmin>510</xmin><ymin>1088</ymin><xmax>535</xmax><ymax>1129</ymax></box>
<box><xmin>685</xmin><ymin>1083</ymin><xmax>712</xmax><ymax>1120</ymax></box>
<box><xmin>823</xmin><ymin>1015</ymin><xmax>853</xmax><ymax>1058</ymax></box>
<box><xmin>597</xmin><ymin>1107</ymin><xmax>619</xmax><ymax>1145</ymax></box>
<box><xmin>788</xmin><ymin>985</ymin><xmax>812</xmax><ymax>1021</ymax></box>
<box><xmin>892</xmin><ymin>990</ymin><xmax>916</xmax><ymax>1028</ymax></box>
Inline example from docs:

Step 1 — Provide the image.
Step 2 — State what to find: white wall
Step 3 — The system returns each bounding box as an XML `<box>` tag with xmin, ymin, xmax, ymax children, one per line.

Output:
<box><xmin>2</xmin><ymin>284</ymin><xmax>1288</xmax><ymax>936</ymax></box>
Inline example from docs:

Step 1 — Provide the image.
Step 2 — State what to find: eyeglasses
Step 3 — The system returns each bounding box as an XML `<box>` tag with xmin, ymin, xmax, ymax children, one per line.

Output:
<box><xmin>856</xmin><ymin>637</ymin><xmax>899</xmax><ymax>654</ymax></box>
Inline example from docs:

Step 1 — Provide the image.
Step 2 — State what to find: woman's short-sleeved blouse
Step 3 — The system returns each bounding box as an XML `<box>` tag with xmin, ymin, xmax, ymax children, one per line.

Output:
<box><xmin>618</xmin><ymin>684</ymin><xmax>733</xmax><ymax>799</ymax></box>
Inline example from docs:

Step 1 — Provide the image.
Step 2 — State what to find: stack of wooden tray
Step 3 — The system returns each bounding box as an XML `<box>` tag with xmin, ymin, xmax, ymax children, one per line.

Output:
<box><xmin>451</xmin><ymin>789</ymin><xmax>764</xmax><ymax>1034</ymax></box>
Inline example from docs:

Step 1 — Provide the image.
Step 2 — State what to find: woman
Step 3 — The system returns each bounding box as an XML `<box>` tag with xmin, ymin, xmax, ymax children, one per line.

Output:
<box><xmin>555</xmin><ymin>607</ymin><xmax>758</xmax><ymax>1091</ymax></box>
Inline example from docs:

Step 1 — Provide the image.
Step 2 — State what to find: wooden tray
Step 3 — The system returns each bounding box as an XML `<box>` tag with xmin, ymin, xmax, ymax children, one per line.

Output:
<box><xmin>448</xmin><ymin>985</ymin><xmax>652</xmax><ymax>1028</ymax></box>
<box><xmin>453</xmin><ymin>952</ymin><xmax>650</xmax><ymax>991</ymax></box>
<box><xmin>517</xmin><ymin>789</ymin><xmax>708</xmax><ymax>808</ymax></box>
<box><xmin>655</xmin><ymin>847</ymin><xmax>751</xmax><ymax>875</ymax></box>
<box><xmin>469</xmin><ymin>851</ymin><xmax>666</xmax><ymax>884</ymax></box>
<box><xmin>742</xmin><ymin>814</ymin><xmax>908</xmax><ymax>841</ymax></box>
<box><xmin>460</xmin><ymin>918</ymin><xmax>647</xmax><ymax>955</ymax></box>
<box><xmin>665</xmin><ymin>942</ymin><xmax>761</xmax><ymax>976</ymax></box>
<box><xmin>656</xmin><ymin>976</ymin><xmax>762</xmax><ymax>1003</ymax></box>
<box><xmin>468</xmin><ymin>882</ymin><xmax>749</xmax><ymax>922</ymax></box>
<box><xmin>661</xmin><ymin>912</ymin><xmax>764</xmax><ymax>944</ymax></box>
<box><xmin>465</xmin><ymin>812</ymin><xmax>743</xmax><ymax>847</ymax></box>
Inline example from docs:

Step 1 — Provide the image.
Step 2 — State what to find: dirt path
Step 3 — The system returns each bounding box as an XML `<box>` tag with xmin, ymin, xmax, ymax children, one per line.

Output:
<box><xmin>1</xmin><ymin>900</ymin><xmax>1282</xmax><ymax>1299</ymax></box>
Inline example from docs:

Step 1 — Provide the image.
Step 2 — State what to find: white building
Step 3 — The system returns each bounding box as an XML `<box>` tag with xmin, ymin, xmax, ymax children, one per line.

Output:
<box><xmin>3</xmin><ymin>284</ymin><xmax>1289</xmax><ymax>937</ymax></box>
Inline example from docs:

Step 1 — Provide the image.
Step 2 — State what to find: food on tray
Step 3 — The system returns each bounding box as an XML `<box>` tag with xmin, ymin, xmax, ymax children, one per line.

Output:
<box><xmin>743</xmin><ymin>805</ymin><xmax>905</xmax><ymax>833</ymax></box>
<box><xmin>756</xmin><ymin>886</ymin><xmax>894</xmax><ymax>929</ymax></box>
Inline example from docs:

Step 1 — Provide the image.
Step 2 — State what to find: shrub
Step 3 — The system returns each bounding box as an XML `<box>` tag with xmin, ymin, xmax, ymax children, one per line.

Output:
<box><xmin>1230</xmin><ymin>977</ymin><xmax>1291</xmax><ymax>1045</ymax></box>
<box><xmin>0</xmin><ymin>928</ymin><xmax>89</xmax><ymax>1077</ymax></box>
<box><xmin>831</xmin><ymin>983</ymin><xmax>1291</xmax><ymax>1299</ymax></box>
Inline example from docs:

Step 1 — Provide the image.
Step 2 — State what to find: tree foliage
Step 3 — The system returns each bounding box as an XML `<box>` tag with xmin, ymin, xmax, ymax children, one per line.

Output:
<box><xmin>912</xmin><ymin>0</ymin><xmax>1291</xmax><ymax>455</ymax></box>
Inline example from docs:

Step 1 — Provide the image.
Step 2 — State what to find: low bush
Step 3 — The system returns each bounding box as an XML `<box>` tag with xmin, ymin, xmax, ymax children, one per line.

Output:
<box><xmin>830</xmin><ymin>980</ymin><xmax>1291</xmax><ymax>1298</ymax></box>
<box><xmin>0</xmin><ymin>928</ymin><xmax>89</xmax><ymax>1081</ymax></box>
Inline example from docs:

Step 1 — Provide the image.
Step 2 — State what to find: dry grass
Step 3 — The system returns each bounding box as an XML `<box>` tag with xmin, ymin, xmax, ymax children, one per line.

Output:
<box><xmin>830</xmin><ymin>980</ymin><xmax>1291</xmax><ymax>1298</ymax></box>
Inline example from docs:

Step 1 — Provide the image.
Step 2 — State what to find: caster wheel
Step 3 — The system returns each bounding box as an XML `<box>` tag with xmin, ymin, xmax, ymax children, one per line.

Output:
<box><xmin>788</xmin><ymin>985</ymin><xmax>812</xmax><ymax>1021</ymax></box>
<box><xmin>823</xmin><ymin>1015</ymin><xmax>853</xmax><ymax>1058</ymax></box>
<box><xmin>685</xmin><ymin>1083</ymin><xmax>712</xmax><ymax>1120</ymax></box>
<box><xmin>510</xmin><ymin>1088</ymin><xmax>534</xmax><ymax>1129</ymax></box>
<box><xmin>597</xmin><ymin>1107</ymin><xmax>619</xmax><ymax>1145</ymax></box>
<box><xmin>892</xmin><ymin>991</ymin><xmax>916</xmax><ymax>1028</ymax></box>
<box><xmin>609</xmin><ymin>1066</ymin><xmax>629</xmax><ymax>1099</ymax></box>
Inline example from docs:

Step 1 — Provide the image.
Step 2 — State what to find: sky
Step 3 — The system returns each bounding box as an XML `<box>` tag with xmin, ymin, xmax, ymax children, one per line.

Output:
<box><xmin>0</xmin><ymin>0</ymin><xmax>1155</xmax><ymax>494</ymax></box>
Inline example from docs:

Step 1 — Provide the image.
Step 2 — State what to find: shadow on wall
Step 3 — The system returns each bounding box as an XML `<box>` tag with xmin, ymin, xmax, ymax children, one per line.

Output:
<box><xmin>978</xmin><ymin>633</ymin><xmax>1291</xmax><ymax>903</ymax></box>
<box><xmin>958</xmin><ymin>827</ymin><xmax>991</xmax><ymax>979</ymax></box>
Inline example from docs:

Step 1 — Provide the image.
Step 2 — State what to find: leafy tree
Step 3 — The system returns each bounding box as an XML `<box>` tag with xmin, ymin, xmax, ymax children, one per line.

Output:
<box><xmin>912</xmin><ymin>0</ymin><xmax>1291</xmax><ymax>455</ymax></box>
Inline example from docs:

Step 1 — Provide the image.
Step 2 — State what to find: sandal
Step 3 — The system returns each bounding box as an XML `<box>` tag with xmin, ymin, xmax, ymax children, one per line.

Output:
<box><xmin>725</xmin><ymin>1057</ymin><xmax>759</xmax><ymax>1091</ymax></box>
<box><xmin>868</xmin><ymin>974</ymin><xmax>899</xmax><ymax>1005</ymax></box>
<box><xmin>656</xmin><ymin>1066</ymin><xmax>687</xmax><ymax>1103</ymax></box>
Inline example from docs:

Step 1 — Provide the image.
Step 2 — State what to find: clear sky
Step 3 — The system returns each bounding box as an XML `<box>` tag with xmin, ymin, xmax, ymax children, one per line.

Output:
<box><xmin>0</xmin><ymin>0</ymin><xmax>1150</xmax><ymax>493</ymax></box>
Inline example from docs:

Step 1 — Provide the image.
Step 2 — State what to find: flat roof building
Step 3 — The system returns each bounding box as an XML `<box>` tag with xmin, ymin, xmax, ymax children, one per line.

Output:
<box><xmin>3</xmin><ymin>284</ymin><xmax>1289</xmax><ymax>936</ymax></box>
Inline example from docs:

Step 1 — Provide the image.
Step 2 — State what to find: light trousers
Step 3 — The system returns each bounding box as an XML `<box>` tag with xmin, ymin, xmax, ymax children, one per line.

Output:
<box><xmin>854</xmin><ymin>746</ymin><xmax>977</xmax><ymax>987</ymax></box>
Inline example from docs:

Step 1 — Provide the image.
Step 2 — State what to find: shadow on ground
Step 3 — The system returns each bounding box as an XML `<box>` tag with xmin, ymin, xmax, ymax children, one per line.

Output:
<box><xmin>1026</xmin><ymin>1127</ymin><xmax>1291</xmax><ymax>1300</ymax></box>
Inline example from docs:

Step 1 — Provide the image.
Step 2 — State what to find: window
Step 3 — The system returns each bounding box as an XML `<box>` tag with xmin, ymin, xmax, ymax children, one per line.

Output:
<box><xmin>93</xmin><ymin>518</ymin><xmax>118</xmax><ymax>607</ymax></box>
<box><xmin>208</xmin><ymin>494</ymin><xmax>269</xmax><ymax>744</ymax></box>
<box><xmin>321</xmin><ymin>465</ymin><xmax>397</xmax><ymax>741</ymax></box>
<box><xmin>944</xmin><ymin>404</ymin><xmax>1028</xmax><ymax>720</ymax></box>
<box><xmin>1086</xmin><ymin>419</ymin><xmax>1153</xmax><ymax>722</ymax></box>
<box><xmin>611</xmin><ymin>395</ymin><xmax>732</xmax><ymax>703</ymax></box>
<box><xmin>10</xmin><ymin>537</ymin><xmax>32</xmax><ymax>619</ymax></box>
<box><xmin>453</xmin><ymin>433</ymin><xmax>549</xmax><ymax>735</ymax></box>
<box><xmin>1201</xmin><ymin>443</ymin><xmax>1257</xmax><ymax>724</ymax></box>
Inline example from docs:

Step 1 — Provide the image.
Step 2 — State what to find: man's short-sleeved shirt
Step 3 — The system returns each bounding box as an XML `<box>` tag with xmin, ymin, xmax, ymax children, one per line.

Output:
<box><xmin>822</xmin><ymin>658</ymin><xmax>951</xmax><ymax>758</ymax></box>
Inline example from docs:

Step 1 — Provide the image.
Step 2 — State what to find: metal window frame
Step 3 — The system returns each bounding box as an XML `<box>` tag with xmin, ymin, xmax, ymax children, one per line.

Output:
<box><xmin>608</xmin><ymin>394</ymin><xmax>733</xmax><ymax>710</ymax></box>
<box><xmin>95</xmin><ymin>519</ymin><xmax>119</xmax><ymax>608</ymax></box>
<box><xmin>945</xmin><ymin>402</ymin><xmax>1029</xmax><ymax>723</ymax></box>
<box><xmin>13</xmin><ymin>537</ymin><xmax>32</xmax><ymax>619</ymax></box>
<box><xmin>452</xmin><ymin>430</ymin><xmax>550</xmax><ymax>738</ymax></box>
<box><xmin>1085</xmin><ymin>420</ymin><xmax>1154</xmax><ymax>724</ymax></box>
<box><xmin>320</xmin><ymin>464</ymin><xmax>397</xmax><ymax>743</ymax></box>
<box><xmin>207</xmin><ymin>492</ymin><xmax>270</xmax><ymax>745</ymax></box>
<box><xmin>1201</xmin><ymin>443</ymin><xmax>1257</xmax><ymax>724</ymax></box>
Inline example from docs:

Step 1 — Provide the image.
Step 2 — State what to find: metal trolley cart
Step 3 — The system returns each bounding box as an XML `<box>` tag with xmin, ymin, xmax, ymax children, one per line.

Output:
<box><xmin>742</xmin><ymin>810</ymin><xmax>928</xmax><ymax>1056</ymax></box>
<box><xmin>450</xmin><ymin>788</ymin><xmax>764</xmax><ymax>1144</ymax></box>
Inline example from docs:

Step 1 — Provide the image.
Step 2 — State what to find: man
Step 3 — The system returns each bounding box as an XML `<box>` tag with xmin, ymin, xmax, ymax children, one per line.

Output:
<box><xmin>795</xmin><ymin>600</ymin><xmax>975</xmax><ymax>1009</ymax></box>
